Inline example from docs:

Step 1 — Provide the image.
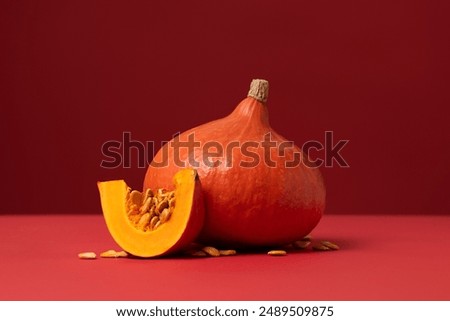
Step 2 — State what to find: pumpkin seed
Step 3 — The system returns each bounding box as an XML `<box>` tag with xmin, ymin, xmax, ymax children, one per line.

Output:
<box><xmin>78</xmin><ymin>252</ymin><xmax>96</xmax><ymax>259</ymax></box>
<box><xmin>150</xmin><ymin>216</ymin><xmax>159</xmax><ymax>230</ymax></box>
<box><xmin>137</xmin><ymin>213</ymin><xmax>151</xmax><ymax>230</ymax></box>
<box><xmin>159</xmin><ymin>208</ymin><xmax>171</xmax><ymax>224</ymax></box>
<box><xmin>139</xmin><ymin>197</ymin><xmax>152</xmax><ymax>214</ymax></box>
<box><xmin>156</xmin><ymin>200</ymin><xmax>169</xmax><ymax>214</ymax></box>
<box><xmin>142</xmin><ymin>188</ymin><xmax>153</xmax><ymax>201</ymax></box>
<box><xmin>148</xmin><ymin>206</ymin><xmax>156</xmax><ymax>218</ymax></box>
<box><xmin>129</xmin><ymin>190</ymin><xmax>143</xmax><ymax>206</ymax></box>
<box><xmin>202</xmin><ymin>246</ymin><xmax>220</xmax><ymax>257</ymax></box>
<box><xmin>312</xmin><ymin>244</ymin><xmax>331</xmax><ymax>251</ymax></box>
<box><xmin>268</xmin><ymin>250</ymin><xmax>287</xmax><ymax>256</ymax></box>
<box><xmin>100</xmin><ymin>250</ymin><xmax>118</xmax><ymax>258</ymax></box>
<box><xmin>100</xmin><ymin>249</ymin><xmax>129</xmax><ymax>258</ymax></box>
<box><xmin>117</xmin><ymin>251</ymin><xmax>128</xmax><ymax>257</ymax></box>
<box><xmin>219</xmin><ymin>249</ymin><xmax>236</xmax><ymax>256</ymax></box>
<box><xmin>321</xmin><ymin>240</ymin><xmax>340</xmax><ymax>250</ymax></box>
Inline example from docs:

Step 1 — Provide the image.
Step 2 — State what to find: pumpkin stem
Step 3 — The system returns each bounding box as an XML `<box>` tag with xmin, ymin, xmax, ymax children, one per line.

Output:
<box><xmin>247</xmin><ymin>79</ymin><xmax>269</xmax><ymax>103</ymax></box>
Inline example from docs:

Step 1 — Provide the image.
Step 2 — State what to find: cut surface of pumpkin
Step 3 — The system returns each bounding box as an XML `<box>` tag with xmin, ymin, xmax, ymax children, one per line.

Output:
<box><xmin>98</xmin><ymin>168</ymin><xmax>204</xmax><ymax>257</ymax></box>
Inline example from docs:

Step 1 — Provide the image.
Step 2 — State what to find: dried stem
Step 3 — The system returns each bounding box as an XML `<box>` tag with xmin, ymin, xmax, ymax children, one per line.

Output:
<box><xmin>247</xmin><ymin>79</ymin><xmax>269</xmax><ymax>103</ymax></box>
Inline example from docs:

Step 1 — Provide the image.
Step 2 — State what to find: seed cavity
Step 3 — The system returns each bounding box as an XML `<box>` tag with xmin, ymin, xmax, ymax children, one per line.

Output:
<box><xmin>126</xmin><ymin>186</ymin><xmax>176</xmax><ymax>232</ymax></box>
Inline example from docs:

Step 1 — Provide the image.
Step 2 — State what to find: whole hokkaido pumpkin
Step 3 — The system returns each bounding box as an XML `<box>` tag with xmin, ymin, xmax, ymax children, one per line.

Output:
<box><xmin>144</xmin><ymin>79</ymin><xmax>325</xmax><ymax>247</ymax></box>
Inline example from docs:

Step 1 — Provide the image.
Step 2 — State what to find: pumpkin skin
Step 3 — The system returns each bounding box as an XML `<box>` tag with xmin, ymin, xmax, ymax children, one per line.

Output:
<box><xmin>144</xmin><ymin>80</ymin><xmax>325</xmax><ymax>247</ymax></box>
<box><xmin>98</xmin><ymin>168</ymin><xmax>204</xmax><ymax>257</ymax></box>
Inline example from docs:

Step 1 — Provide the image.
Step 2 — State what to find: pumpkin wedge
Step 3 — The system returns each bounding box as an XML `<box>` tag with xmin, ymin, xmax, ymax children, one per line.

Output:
<box><xmin>98</xmin><ymin>168</ymin><xmax>204</xmax><ymax>257</ymax></box>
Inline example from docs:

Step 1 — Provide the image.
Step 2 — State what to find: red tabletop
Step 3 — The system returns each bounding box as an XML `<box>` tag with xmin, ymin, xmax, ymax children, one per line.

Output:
<box><xmin>1</xmin><ymin>213</ymin><xmax>449</xmax><ymax>300</ymax></box>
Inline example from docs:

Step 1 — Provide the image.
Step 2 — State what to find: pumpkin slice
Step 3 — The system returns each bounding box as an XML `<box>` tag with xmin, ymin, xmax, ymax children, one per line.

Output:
<box><xmin>98</xmin><ymin>168</ymin><xmax>204</xmax><ymax>257</ymax></box>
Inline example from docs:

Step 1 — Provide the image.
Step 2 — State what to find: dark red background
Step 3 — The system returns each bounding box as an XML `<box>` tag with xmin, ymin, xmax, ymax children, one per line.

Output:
<box><xmin>1</xmin><ymin>0</ymin><xmax>449</xmax><ymax>214</ymax></box>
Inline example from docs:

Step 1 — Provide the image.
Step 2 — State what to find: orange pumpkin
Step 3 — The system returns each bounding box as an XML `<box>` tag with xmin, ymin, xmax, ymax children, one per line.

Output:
<box><xmin>144</xmin><ymin>80</ymin><xmax>325</xmax><ymax>247</ymax></box>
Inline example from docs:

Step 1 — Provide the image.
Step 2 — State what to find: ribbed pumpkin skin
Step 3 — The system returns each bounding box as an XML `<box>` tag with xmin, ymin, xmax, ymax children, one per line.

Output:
<box><xmin>144</xmin><ymin>96</ymin><xmax>325</xmax><ymax>247</ymax></box>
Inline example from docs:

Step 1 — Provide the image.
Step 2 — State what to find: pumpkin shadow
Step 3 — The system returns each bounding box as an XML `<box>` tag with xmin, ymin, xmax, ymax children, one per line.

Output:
<box><xmin>122</xmin><ymin>237</ymin><xmax>364</xmax><ymax>260</ymax></box>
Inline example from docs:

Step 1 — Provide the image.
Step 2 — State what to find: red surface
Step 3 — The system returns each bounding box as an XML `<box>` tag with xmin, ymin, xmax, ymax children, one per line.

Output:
<box><xmin>1</xmin><ymin>213</ymin><xmax>449</xmax><ymax>300</ymax></box>
<box><xmin>1</xmin><ymin>1</ymin><xmax>450</xmax><ymax>215</ymax></box>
